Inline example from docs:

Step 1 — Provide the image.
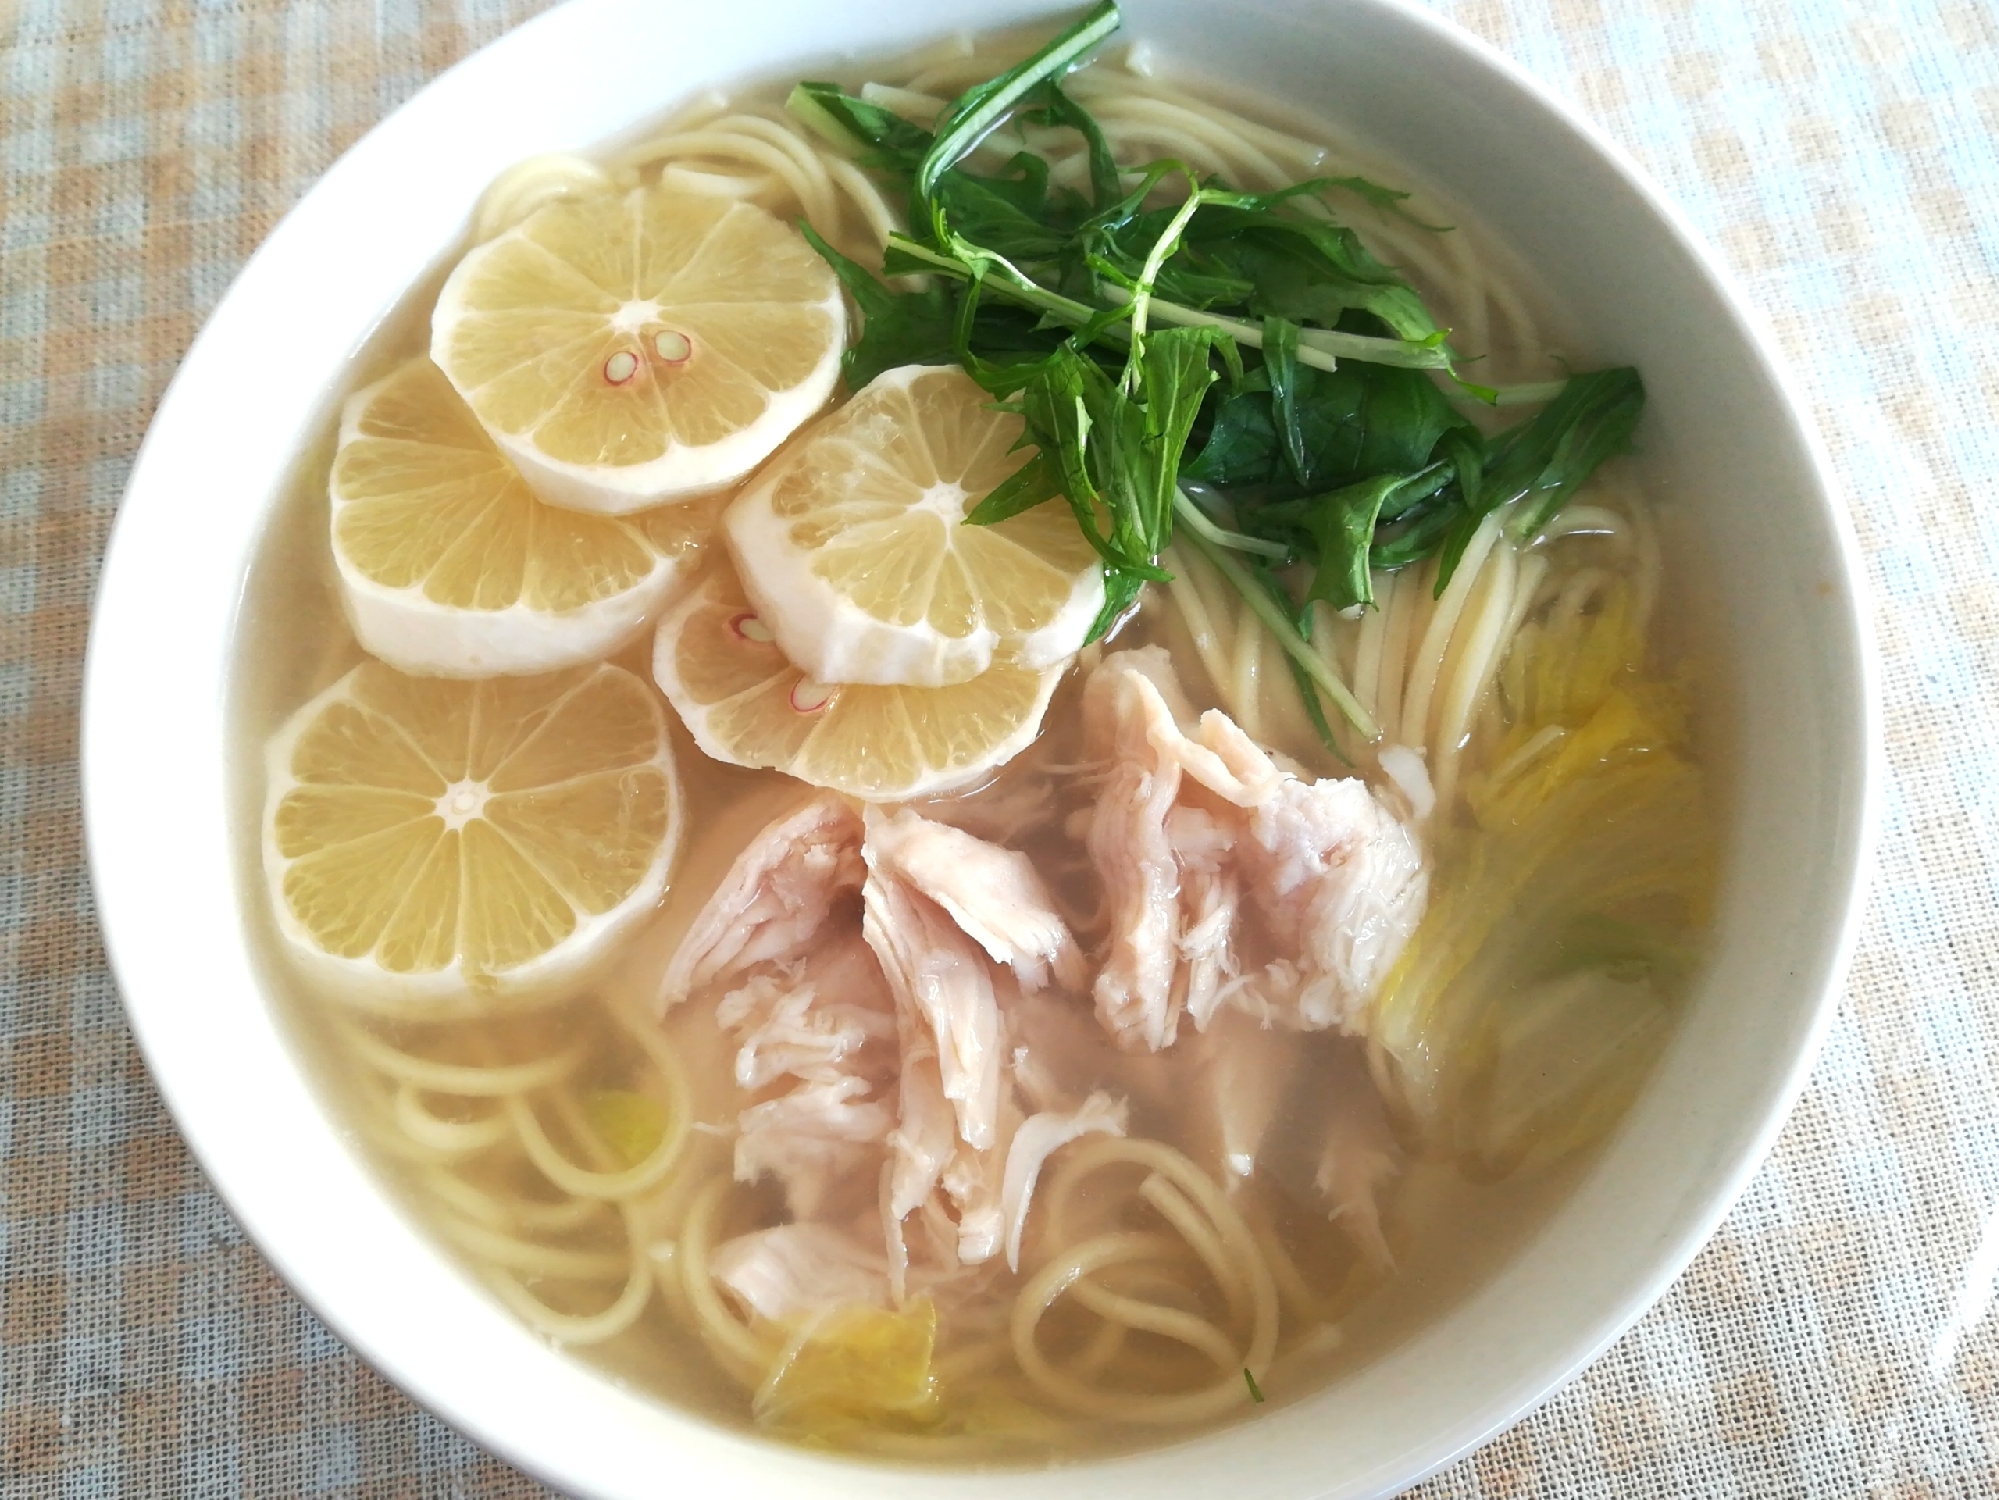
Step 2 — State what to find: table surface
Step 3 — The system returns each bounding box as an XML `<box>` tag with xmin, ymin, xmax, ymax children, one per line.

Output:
<box><xmin>7</xmin><ymin>0</ymin><xmax>1997</xmax><ymax>1494</ymax></box>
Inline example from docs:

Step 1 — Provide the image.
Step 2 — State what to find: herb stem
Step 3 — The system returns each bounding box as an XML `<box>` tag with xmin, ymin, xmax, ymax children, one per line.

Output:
<box><xmin>1093</xmin><ymin>285</ymin><xmax>1329</xmax><ymax>372</ymax></box>
<box><xmin>1172</xmin><ymin>491</ymin><xmax>1380</xmax><ymax>740</ymax></box>
<box><xmin>891</xmin><ymin>237</ymin><xmax>1445</xmax><ymax>377</ymax></box>
<box><xmin>1286</xmin><ymin>316</ymin><xmax>1451</xmax><ymax>370</ymax></box>
<box><xmin>784</xmin><ymin>84</ymin><xmax>861</xmax><ymax>153</ymax></box>
<box><xmin>1174</xmin><ymin>488</ymin><xmax>1290</xmax><ymax>559</ymax></box>
<box><xmin>1469</xmin><ymin>379</ymin><xmax>1568</xmax><ymax>407</ymax></box>
<box><xmin>1128</xmin><ymin>186</ymin><xmax>1208</xmax><ymax>345</ymax></box>
<box><xmin>888</xmin><ymin>236</ymin><xmax>1108</xmax><ymax>328</ymax></box>
<box><xmin>1103</xmin><ymin>286</ymin><xmax>1450</xmax><ymax>371</ymax></box>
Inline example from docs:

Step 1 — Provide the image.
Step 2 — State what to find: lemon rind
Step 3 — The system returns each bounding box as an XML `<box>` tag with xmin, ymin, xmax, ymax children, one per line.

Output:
<box><xmin>332</xmin><ymin>565</ymin><xmax>683</xmax><ymax>680</ymax></box>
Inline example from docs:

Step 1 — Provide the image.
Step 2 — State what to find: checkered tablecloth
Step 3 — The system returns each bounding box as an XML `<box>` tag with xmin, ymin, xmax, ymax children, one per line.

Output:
<box><xmin>6</xmin><ymin>0</ymin><xmax>1997</xmax><ymax>1493</ymax></box>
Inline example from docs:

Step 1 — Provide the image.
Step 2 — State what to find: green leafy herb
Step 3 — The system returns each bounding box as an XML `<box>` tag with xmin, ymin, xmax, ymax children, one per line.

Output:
<box><xmin>1303</xmin><ymin>473</ymin><xmax>1422</xmax><ymax>612</ymax></box>
<box><xmin>913</xmin><ymin>1</ymin><xmax>1123</xmax><ymax>243</ymax></box>
<box><xmin>1489</xmin><ymin>365</ymin><xmax>1646</xmax><ymax>534</ymax></box>
<box><xmin>788</xmin><ymin>81</ymin><xmax>933</xmax><ymax>168</ymax></box>
<box><xmin>799</xmin><ymin>224</ymin><xmax>956</xmax><ymax>387</ymax></box>
<box><xmin>1023</xmin><ymin>80</ymin><xmax>1123</xmax><ymax>210</ymax></box>
<box><xmin>996</xmin><ymin>324</ymin><xmax>1228</xmax><ymax>641</ymax></box>
<box><xmin>1319</xmin><ymin>173</ymin><xmax>1452</xmax><ymax>229</ymax></box>
<box><xmin>1432</xmin><ymin>365</ymin><xmax>1644</xmax><ymax>590</ymax></box>
<box><xmin>1261</xmin><ymin>316</ymin><xmax>1309</xmax><ymax>487</ymax></box>
<box><xmin>1186</xmin><ymin>355</ymin><xmax>1475</xmax><ymax>497</ymax></box>
<box><xmin>1244</xmin><ymin>1367</ymin><xmax>1266</xmax><ymax>1403</ymax></box>
<box><xmin>789</xmin><ymin>0</ymin><xmax>1644</xmax><ymax>740</ymax></box>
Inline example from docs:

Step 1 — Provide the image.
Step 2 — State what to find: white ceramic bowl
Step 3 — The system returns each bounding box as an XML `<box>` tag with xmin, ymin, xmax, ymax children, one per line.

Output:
<box><xmin>83</xmin><ymin>0</ymin><xmax>1877</xmax><ymax>1493</ymax></box>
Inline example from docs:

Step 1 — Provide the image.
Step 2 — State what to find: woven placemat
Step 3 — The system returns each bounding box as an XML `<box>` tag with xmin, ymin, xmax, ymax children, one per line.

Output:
<box><xmin>6</xmin><ymin>1</ymin><xmax>1997</xmax><ymax>1493</ymax></box>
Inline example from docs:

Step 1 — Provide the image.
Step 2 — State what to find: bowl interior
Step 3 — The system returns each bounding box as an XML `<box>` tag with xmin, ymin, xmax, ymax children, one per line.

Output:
<box><xmin>83</xmin><ymin>0</ymin><xmax>1874</xmax><ymax>1495</ymax></box>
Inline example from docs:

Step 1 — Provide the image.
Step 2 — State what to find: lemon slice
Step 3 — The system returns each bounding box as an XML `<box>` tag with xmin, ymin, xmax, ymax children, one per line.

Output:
<box><xmin>651</xmin><ymin>558</ymin><xmax>1064</xmax><ymax>801</ymax></box>
<box><xmin>723</xmin><ymin>363</ymin><xmax>1104</xmax><ymax>687</ymax></box>
<box><xmin>331</xmin><ymin>357</ymin><xmax>722</xmax><ymax>677</ymax></box>
<box><xmin>263</xmin><ymin>661</ymin><xmax>680</xmax><ymax>1014</ymax></box>
<box><xmin>431</xmin><ymin>186</ymin><xmax>844</xmax><ymax>514</ymax></box>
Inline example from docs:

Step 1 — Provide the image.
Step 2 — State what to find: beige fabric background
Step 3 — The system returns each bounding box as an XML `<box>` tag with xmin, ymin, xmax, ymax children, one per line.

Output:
<box><xmin>5</xmin><ymin>0</ymin><xmax>1996</xmax><ymax>1494</ymax></box>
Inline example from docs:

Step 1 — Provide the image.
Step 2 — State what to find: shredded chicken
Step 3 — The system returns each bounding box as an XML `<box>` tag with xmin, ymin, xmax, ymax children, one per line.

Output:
<box><xmin>1167</xmin><ymin>804</ymin><xmax>1241</xmax><ymax>1032</ymax></box>
<box><xmin>1084</xmin><ymin>654</ymin><xmax>1194</xmax><ymax>1051</ymax></box>
<box><xmin>864</xmin><ymin>807</ymin><xmax>1084</xmax><ymax>992</ymax></box>
<box><xmin>1236</xmin><ymin>777</ymin><xmax>1429</xmax><ymax>1033</ymax></box>
<box><xmin>712</xmin><ymin>1222</ymin><xmax>891</xmax><ymax>1320</ymax></box>
<box><xmin>636</xmin><ymin>797</ymin><xmax>894</xmax><ymax>1222</ymax></box>
<box><xmin>660</xmin><ymin>793</ymin><xmax>866</xmax><ymax>1003</ymax></box>
<box><xmin>941</xmin><ymin>1126</ymin><xmax>1012</xmax><ymax>1266</ymax></box>
<box><xmin>1190</xmin><ymin>1009</ymin><xmax>1299</xmax><ymax>1182</ymax></box>
<box><xmin>1313</xmin><ymin>1045</ymin><xmax>1404</xmax><ymax>1269</ymax></box>
<box><xmin>716</xmin><ymin>935</ymin><xmax>897</xmax><ymax>1092</ymax></box>
<box><xmin>1082</xmin><ymin>647</ymin><xmax>1429</xmax><ymax>1048</ymax></box>
<box><xmin>706</xmin><ymin>919</ymin><xmax>898</xmax><ymax>1220</ymax></box>
<box><xmin>863</xmin><ymin>810</ymin><xmax>1091</xmax><ymax>1268</ymax></box>
<box><xmin>733</xmin><ymin>1075</ymin><xmax>894</xmax><ymax>1220</ymax></box>
<box><xmin>1083</xmin><ymin>645</ymin><xmax>1285</xmax><ymax>806</ymax></box>
<box><xmin>638</xmin><ymin>707</ymin><xmax>1422</xmax><ymax>1316</ymax></box>
<box><xmin>999</xmin><ymin>1092</ymin><xmax>1127</xmax><ymax>1270</ymax></box>
<box><xmin>656</xmin><ymin>794</ymin><xmax>1111</xmax><ymax>1300</ymax></box>
<box><xmin>862</xmin><ymin>849</ymin><xmax>1007</xmax><ymax>1154</ymax></box>
<box><xmin>884</xmin><ymin>1030</ymin><xmax>956</xmax><ymax>1228</ymax></box>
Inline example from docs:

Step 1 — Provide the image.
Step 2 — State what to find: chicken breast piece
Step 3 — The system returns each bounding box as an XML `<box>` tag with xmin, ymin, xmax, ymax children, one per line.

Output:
<box><xmin>659</xmin><ymin>792</ymin><xmax>866</xmax><ymax>1004</ymax></box>
<box><xmin>651</xmin><ymin>787</ymin><xmax>1134</xmax><ymax>1299</ymax></box>
<box><xmin>1081</xmin><ymin>648</ymin><xmax>1429</xmax><ymax>1046</ymax></box>
<box><xmin>862</xmin><ymin>808</ymin><xmax>1084</xmax><ymax>993</ymax></box>
<box><xmin>717</xmin><ymin>934</ymin><xmax>896</xmax><ymax>1092</ymax></box>
<box><xmin>1168</xmin><ymin>804</ymin><xmax>1242</xmax><ymax>1032</ymax></box>
<box><xmin>712</xmin><ymin>1222</ymin><xmax>892</xmax><ymax>1320</ymax></box>
<box><xmin>1085</xmin><ymin>645</ymin><xmax>1286</xmax><ymax>806</ymax></box>
<box><xmin>999</xmin><ymin>1092</ymin><xmax>1128</xmax><ymax>1271</ymax></box>
<box><xmin>885</xmin><ymin>1031</ymin><xmax>956</xmax><ymax>1226</ymax></box>
<box><xmin>708</xmin><ymin>925</ymin><xmax>898</xmax><ymax>1221</ymax></box>
<box><xmin>1187</xmin><ymin>1008</ymin><xmax>1299</xmax><ymax>1183</ymax></box>
<box><xmin>1083</xmin><ymin>655</ymin><xmax>1192</xmax><ymax>1052</ymax></box>
<box><xmin>734</xmin><ymin>1073</ymin><xmax>894</xmax><ymax>1221</ymax></box>
<box><xmin>1238</xmin><ymin>777</ymin><xmax>1429</xmax><ymax>1033</ymax></box>
<box><xmin>941</xmin><ymin>1132</ymin><xmax>1009</xmax><ymax>1266</ymax></box>
<box><xmin>854</xmin><ymin>809</ymin><xmax>1130</xmax><ymax>1273</ymax></box>
<box><xmin>861</xmin><ymin>845</ymin><xmax>1006</xmax><ymax>1153</ymax></box>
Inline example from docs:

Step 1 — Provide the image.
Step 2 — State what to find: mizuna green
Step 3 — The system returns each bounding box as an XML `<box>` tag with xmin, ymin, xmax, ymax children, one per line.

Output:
<box><xmin>793</xmin><ymin>0</ymin><xmax>1643</xmax><ymax>741</ymax></box>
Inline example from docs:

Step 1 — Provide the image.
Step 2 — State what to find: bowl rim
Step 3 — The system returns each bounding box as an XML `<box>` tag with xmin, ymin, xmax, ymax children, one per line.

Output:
<box><xmin>81</xmin><ymin>0</ymin><xmax>1879</xmax><ymax>1493</ymax></box>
